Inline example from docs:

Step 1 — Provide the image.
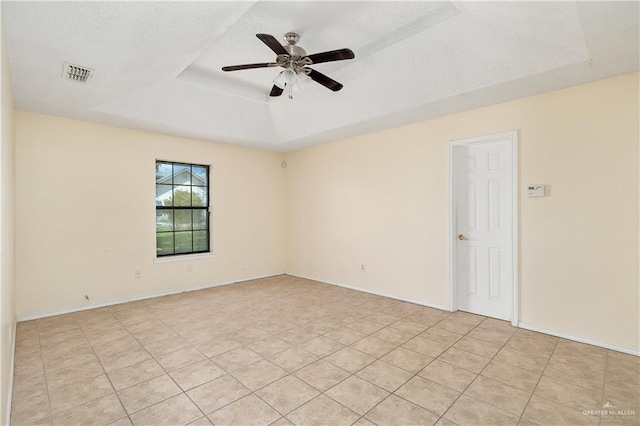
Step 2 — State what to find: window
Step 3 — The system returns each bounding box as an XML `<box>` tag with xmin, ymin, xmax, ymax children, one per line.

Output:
<box><xmin>155</xmin><ymin>161</ymin><xmax>210</xmax><ymax>257</ymax></box>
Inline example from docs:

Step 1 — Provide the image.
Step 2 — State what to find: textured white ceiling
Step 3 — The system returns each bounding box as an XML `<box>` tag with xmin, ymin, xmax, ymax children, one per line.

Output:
<box><xmin>2</xmin><ymin>1</ymin><xmax>638</xmax><ymax>152</ymax></box>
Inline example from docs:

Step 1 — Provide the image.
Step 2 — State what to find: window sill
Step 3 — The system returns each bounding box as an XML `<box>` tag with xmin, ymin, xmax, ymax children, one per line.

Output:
<box><xmin>154</xmin><ymin>252</ymin><xmax>215</xmax><ymax>264</ymax></box>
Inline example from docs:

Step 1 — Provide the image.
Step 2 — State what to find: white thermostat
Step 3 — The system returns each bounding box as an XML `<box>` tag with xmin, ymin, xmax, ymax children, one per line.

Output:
<box><xmin>527</xmin><ymin>184</ymin><xmax>545</xmax><ymax>197</ymax></box>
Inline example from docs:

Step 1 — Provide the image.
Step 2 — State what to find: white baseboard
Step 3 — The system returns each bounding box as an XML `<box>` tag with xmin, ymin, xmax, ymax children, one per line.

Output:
<box><xmin>518</xmin><ymin>322</ymin><xmax>639</xmax><ymax>357</ymax></box>
<box><xmin>16</xmin><ymin>271</ymin><xmax>637</xmax><ymax>357</ymax></box>
<box><xmin>286</xmin><ymin>273</ymin><xmax>639</xmax><ymax>357</ymax></box>
<box><xmin>6</xmin><ymin>319</ymin><xmax>16</xmax><ymax>426</ymax></box>
<box><xmin>285</xmin><ymin>272</ymin><xmax>451</xmax><ymax>312</ymax></box>
<box><xmin>16</xmin><ymin>272</ymin><xmax>285</xmax><ymax>322</ymax></box>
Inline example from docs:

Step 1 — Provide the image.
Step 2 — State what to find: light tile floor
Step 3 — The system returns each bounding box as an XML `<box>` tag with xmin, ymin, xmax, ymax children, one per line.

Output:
<box><xmin>11</xmin><ymin>275</ymin><xmax>639</xmax><ymax>425</ymax></box>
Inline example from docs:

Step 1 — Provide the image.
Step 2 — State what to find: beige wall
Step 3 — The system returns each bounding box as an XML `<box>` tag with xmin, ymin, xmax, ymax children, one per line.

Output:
<box><xmin>0</xmin><ymin>16</ymin><xmax>16</xmax><ymax>425</ymax></box>
<box><xmin>15</xmin><ymin>112</ymin><xmax>286</xmax><ymax>318</ymax></box>
<box><xmin>10</xmin><ymin>72</ymin><xmax>640</xmax><ymax>354</ymax></box>
<box><xmin>285</xmin><ymin>73</ymin><xmax>640</xmax><ymax>352</ymax></box>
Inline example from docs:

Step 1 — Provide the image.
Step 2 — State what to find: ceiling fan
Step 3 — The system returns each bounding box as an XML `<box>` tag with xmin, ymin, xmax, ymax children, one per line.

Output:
<box><xmin>221</xmin><ymin>32</ymin><xmax>355</xmax><ymax>99</ymax></box>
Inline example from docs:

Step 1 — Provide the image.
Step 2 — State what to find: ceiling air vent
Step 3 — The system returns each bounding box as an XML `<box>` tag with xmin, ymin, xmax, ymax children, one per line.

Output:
<box><xmin>62</xmin><ymin>62</ymin><xmax>93</xmax><ymax>83</ymax></box>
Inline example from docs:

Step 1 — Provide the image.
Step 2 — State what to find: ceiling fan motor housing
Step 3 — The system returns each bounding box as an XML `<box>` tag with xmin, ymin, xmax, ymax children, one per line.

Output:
<box><xmin>284</xmin><ymin>44</ymin><xmax>306</xmax><ymax>58</ymax></box>
<box><xmin>283</xmin><ymin>33</ymin><xmax>306</xmax><ymax>58</ymax></box>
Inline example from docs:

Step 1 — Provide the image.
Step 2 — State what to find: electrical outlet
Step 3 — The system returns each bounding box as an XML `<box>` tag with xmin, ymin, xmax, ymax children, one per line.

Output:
<box><xmin>134</xmin><ymin>270</ymin><xmax>142</xmax><ymax>279</ymax></box>
<box><xmin>186</xmin><ymin>264</ymin><xmax>192</xmax><ymax>273</ymax></box>
<box><xmin>361</xmin><ymin>264</ymin><xmax>366</xmax><ymax>272</ymax></box>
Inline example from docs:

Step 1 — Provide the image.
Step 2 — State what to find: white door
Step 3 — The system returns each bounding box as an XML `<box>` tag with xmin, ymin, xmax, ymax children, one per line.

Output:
<box><xmin>452</xmin><ymin>134</ymin><xmax>515</xmax><ymax>321</ymax></box>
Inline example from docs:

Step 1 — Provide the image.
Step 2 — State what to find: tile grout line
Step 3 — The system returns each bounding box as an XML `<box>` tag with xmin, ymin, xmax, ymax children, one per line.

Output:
<box><xmin>599</xmin><ymin>350</ymin><xmax>610</xmax><ymax>426</ymax></box>
<box><xmin>198</xmin><ymin>295</ymin><xmax>451</xmax><ymax>423</ymax></box>
<box><xmin>119</xmin><ymin>304</ymin><xmax>259</xmax><ymax>422</ymax></box>
<box><xmin>284</xmin><ymin>306</ymin><xmax>436</xmax><ymax>425</ymax></box>
<box><xmin>16</xmin><ymin>283</ymin><xmax>407</xmax><ymax>425</ymax></box>
<box><xmin>326</xmin><ymin>311</ymin><xmax>514</xmax><ymax>425</ymax></box>
<box><xmin>200</xmin><ymin>303</ymin><xmax>372</xmax><ymax>423</ymax></box>
<box><xmin>14</xmin><ymin>278</ymin><xmax>631</xmax><ymax>426</ymax></box>
<box><xmin>514</xmin><ymin>335</ymin><xmax>560</xmax><ymax>425</ymax></box>
<box><xmin>249</xmin><ymin>302</ymin><xmax>445</xmax><ymax>425</ymax></box>
<box><xmin>36</xmin><ymin>321</ymin><xmax>53</xmax><ymax>424</ymax></box>
<box><xmin>515</xmin><ymin>341</ymin><xmax>611</xmax><ymax>419</ymax></box>
<box><xmin>80</xmin><ymin>310</ymin><xmax>189</xmax><ymax>422</ymax></box>
<box><xmin>339</xmin><ymin>310</ymin><xmax>468</xmax><ymax>425</ymax></box>
<box><xmin>20</xmin><ymin>297</ymin><xmax>475</xmax><ymax>424</ymax></box>
<box><xmin>165</xmin><ymin>308</ymin><xmax>296</xmax><ymax>422</ymax></box>
<box><xmin>33</xmin><ymin>319</ymin><xmax>114</xmax><ymax>422</ymax></box>
<box><xmin>508</xmin><ymin>341</ymin><xmax>608</xmax><ymax>393</ymax></box>
<box><xmin>84</xmin><ymin>311</ymin><xmax>143</xmax><ymax>425</ymax></box>
<box><xmin>110</xmin><ymin>307</ymin><xmax>212</xmax><ymax>423</ymax></box>
<box><xmin>355</xmin><ymin>314</ymin><xmax>518</xmax><ymax>423</ymax></box>
<box><xmin>253</xmin><ymin>308</ymin><xmax>407</xmax><ymax>424</ymax></box>
<box><xmin>427</xmin><ymin>316</ymin><xmax>514</xmax><ymax>425</ymax></box>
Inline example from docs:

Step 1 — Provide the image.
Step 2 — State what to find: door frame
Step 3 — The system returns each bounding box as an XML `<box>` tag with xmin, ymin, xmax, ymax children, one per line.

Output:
<box><xmin>448</xmin><ymin>130</ymin><xmax>519</xmax><ymax>326</ymax></box>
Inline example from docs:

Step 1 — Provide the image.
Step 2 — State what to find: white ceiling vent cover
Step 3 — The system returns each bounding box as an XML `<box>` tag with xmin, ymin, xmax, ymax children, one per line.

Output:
<box><xmin>62</xmin><ymin>62</ymin><xmax>93</xmax><ymax>83</ymax></box>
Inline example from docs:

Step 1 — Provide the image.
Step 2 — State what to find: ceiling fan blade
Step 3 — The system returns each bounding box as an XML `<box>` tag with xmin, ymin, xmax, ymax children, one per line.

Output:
<box><xmin>269</xmin><ymin>85</ymin><xmax>284</xmax><ymax>97</ymax></box>
<box><xmin>306</xmin><ymin>48</ymin><xmax>355</xmax><ymax>65</ymax></box>
<box><xmin>256</xmin><ymin>33</ymin><xmax>288</xmax><ymax>56</ymax></box>
<box><xmin>307</xmin><ymin>68</ymin><xmax>343</xmax><ymax>92</ymax></box>
<box><xmin>222</xmin><ymin>63</ymin><xmax>277</xmax><ymax>72</ymax></box>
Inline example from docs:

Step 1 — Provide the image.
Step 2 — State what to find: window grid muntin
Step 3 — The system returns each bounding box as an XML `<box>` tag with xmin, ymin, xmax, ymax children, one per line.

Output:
<box><xmin>156</xmin><ymin>160</ymin><xmax>210</xmax><ymax>257</ymax></box>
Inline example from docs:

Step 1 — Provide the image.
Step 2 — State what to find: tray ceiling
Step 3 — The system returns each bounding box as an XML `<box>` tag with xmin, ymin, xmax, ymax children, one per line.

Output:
<box><xmin>3</xmin><ymin>1</ymin><xmax>638</xmax><ymax>152</ymax></box>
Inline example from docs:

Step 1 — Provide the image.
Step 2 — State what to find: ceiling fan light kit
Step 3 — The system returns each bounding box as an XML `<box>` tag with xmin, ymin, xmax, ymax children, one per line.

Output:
<box><xmin>222</xmin><ymin>32</ymin><xmax>355</xmax><ymax>99</ymax></box>
<box><xmin>273</xmin><ymin>68</ymin><xmax>311</xmax><ymax>99</ymax></box>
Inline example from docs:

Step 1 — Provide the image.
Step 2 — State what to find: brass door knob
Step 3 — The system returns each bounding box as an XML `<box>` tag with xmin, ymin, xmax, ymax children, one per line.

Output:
<box><xmin>458</xmin><ymin>234</ymin><xmax>467</xmax><ymax>240</ymax></box>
